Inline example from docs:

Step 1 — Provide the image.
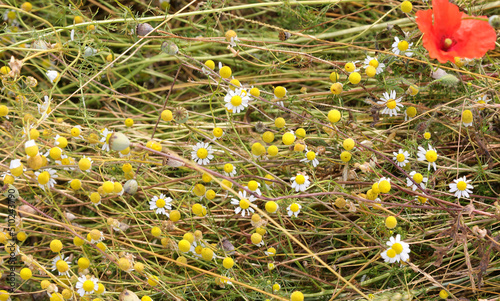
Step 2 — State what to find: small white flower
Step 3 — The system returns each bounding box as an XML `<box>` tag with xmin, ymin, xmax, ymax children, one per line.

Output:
<box><xmin>377</xmin><ymin>90</ymin><xmax>403</xmax><ymax>117</ymax></box>
<box><xmin>382</xmin><ymin>234</ymin><xmax>410</xmax><ymax>263</ymax></box>
<box><xmin>75</xmin><ymin>275</ymin><xmax>99</xmax><ymax>297</ymax></box>
<box><xmin>392</xmin><ymin>149</ymin><xmax>410</xmax><ymax>167</ymax></box>
<box><xmin>224</xmin><ymin>88</ymin><xmax>250</xmax><ymax>114</ymax></box>
<box><xmin>51</xmin><ymin>255</ymin><xmax>72</xmax><ymax>276</ymax></box>
<box><xmin>417</xmin><ymin>144</ymin><xmax>438</xmax><ymax>171</ymax></box>
<box><xmin>38</xmin><ymin>95</ymin><xmax>52</xmax><ymax>115</ymax></box>
<box><xmin>392</xmin><ymin>36</ymin><xmax>413</xmax><ymax>57</ymax></box>
<box><xmin>290</xmin><ymin>173</ymin><xmax>311</xmax><ymax>192</ymax></box>
<box><xmin>448</xmin><ymin>176</ymin><xmax>474</xmax><ymax>199</ymax></box>
<box><xmin>406</xmin><ymin>171</ymin><xmax>428</xmax><ymax>191</ymax></box>
<box><xmin>363</xmin><ymin>56</ymin><xmax>385</xmax><ymax>74</ymax></box>
<box><xmin>34</xmin><ymin>168</ymin><xmax>58</xmax><ymax>191</ymax></box>
<box><xmin>46</xmin><ymin>70</ymin><xmax>60</xmax><ymax>83</ymax></box>
<box><xmin>100</xmin><ymin>128</ymin><xmax>113</xmax><ymax>152</ymax></box>
<box><xmin>223</xmin><ymin>163</ymin><xmax>237</xmax><ymax>177</ymax></box>
<box><xmin>475</xmin><ymin>94</ymin><xmax>490</xmax><ymax>110</ymax></box>
<box><xmin>191</xmin><ymin>142</ymin><xmax>215</xmax><ymax>165</ymax></box>
<box><xmin>286</xmin><ymin>203</ymin><xmax>302</xmax><ymax>217</ymax></box>
<box><xmin>230</xmin><ymin>190</ymin><xmax>256</xmax><ymax>217</ymax></box>
<box><xmin>71</xmin><ymin>125</ymin><xmax>83</xmax><ymax>139</ymax></box>
<box><xmin>149</xmin><ymin>194</ymin><xmax>172</xmax><ymax>216</ymax></box>
<box><xmin>89</xmin><ymin>230</ymin><xmax>104</xmax><ymax>244</ymax></box>
<box><xmin>245</xmin><ymin>182</ymin><xmax>262</xmax><ymax>196</ymax></box>
<box><xmin>344</xmin><ymin>61</ymin><xmax>360</xmax><ymax>73</ymax></box>
<box><xmin>300</xmin><ymin>149</ymin><xmax>319</xmax><ymax>167</ymax></box>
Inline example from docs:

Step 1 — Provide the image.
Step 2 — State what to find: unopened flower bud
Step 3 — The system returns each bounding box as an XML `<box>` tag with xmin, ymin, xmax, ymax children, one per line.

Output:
<box><xmin>136</xmin><ymin>23</ymin><xmax>154</xmax><ymax>36</ymax></box>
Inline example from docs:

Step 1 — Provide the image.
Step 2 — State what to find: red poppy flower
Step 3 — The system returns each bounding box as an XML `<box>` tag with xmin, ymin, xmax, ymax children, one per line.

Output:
<box><xmin>416</xmin><ymin>0</ymin><xmax>497</xmax><ymax>63</ymax></box>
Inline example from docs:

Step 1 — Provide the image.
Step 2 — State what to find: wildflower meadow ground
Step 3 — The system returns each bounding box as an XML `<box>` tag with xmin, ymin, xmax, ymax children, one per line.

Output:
<box><xmin>1</xmin><ymin>0</ymin><xmax>500</xmax><ymax>300</ymax></box>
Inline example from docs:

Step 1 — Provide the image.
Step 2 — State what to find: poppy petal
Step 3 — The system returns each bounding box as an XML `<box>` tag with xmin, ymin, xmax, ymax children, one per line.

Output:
<box><xmin>433</xmin><ymin>0</ymin><xmax>462</xmax><ymax>36</ymax></box>
<box><xmin>451</xmin><ymin>18</ymin><xmax>497</xmax><ymax>59</ymax></box>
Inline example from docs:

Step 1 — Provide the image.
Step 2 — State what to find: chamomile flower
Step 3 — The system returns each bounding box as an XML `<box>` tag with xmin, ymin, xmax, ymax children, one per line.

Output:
<box><xmin>78</xmin><ymin>156</ymin><xmax>93</xmax><ymax>172</ymax></box>
<box><xmin>392</xmin><ymin>36</ymin><xmax>414</xmax><ymax>57</ymax></box>
<box><xmin>46</xmin><ymin>70</ymin><xmax>60</xmax><ymax>83</ymax></box>
<box><xmin>34</xmin><ymin>168</ymin><xmax>58</xmax><ymax>191</ymax></box>
<box><xmin>213</xmin><ymin>127</ymin><xmax>224</xmax><ymax>140</ymax></box>
<box><xmin>191</xmin><ymin>142</ymin><xmax>215</xmax><ymax>165</ymax></box>
<box><xmin>363</xmin><ymin>56</ymin><xmax>385</xmax><ymax>74</ymax></box>
<box><xmin>223</xmin><ymin>163</ymin><xmax>237</xmax><ymax>177</ymax></box>
<box><xmin>224</xmin><ymin>88</ymin><xmax>250</xmax><ymax>113</ymax></box>
<box><xmin>300</xmin><ymin>149</ymin><xmax>319</xmax><ymax>167</ymax></box>
<box><xmin>75</xmin><ymin>275</ymin><xmax>99</xmax><ymax>297</ymax></box>
<box><xmin>100</xmin><ymin>128</ymin><xmax>113</xmax><ymax>152</ymax></box>
<box><xmin>3</xmin><ymin>9</ymin><xmax>16</xmax><ymax>22</ymax></box>
<box><xmin>461</xmin><ymin>110</ymin><xmax>473</xmax><ymax>127</ymax></box>
<box><xmin>406</xmin><ymin>171</ymin><xmax>428</xmax><ymax>191</ymax></box>
<box><xmin>377</xmin><ymin>90</ymin><xmax>403</xmax><ymax>117</ymax></box>
<box><xmin>448</xmin><ymin>176</ymin><xmax>474</xmax><ymax>199</ymax></box>
<box><xmin>9</xmin><ymin>159</ymin><xmax>24</xmax><ymax>178</ymax></box>
<box><xmin>475</xmin><ymin>94</ymin><xmax>490</xmax><ymax>110</ymax></box>
<box><xmin>382</xmin><ymin>234</ymin><xmax>410</xmax><ymax>263</ymax></box>
<box><xmin>265</xmin><ymin>247</ymin><xmax>277</xmax><ymax>257</ymax></box>
<box><xmin>290</xmin><ymin>173</ymin><xmax>311</xmax><ymax>192</ymax></box>
<box><xmin>225</xmin><ymin>29</ymin><xmax>239</xmax><ymax>47</ymax></box>
<box><xmin>149</xmin><ymin>194</ymin><xmax>172</xmax><ymax>216</ymax></box>
<box><xmin>38</xmin><ymin>95</ymin><xmax>52</xmax><ymax>115</ymax></box>
<box><xmin>202</xmin><ymin>60</ymin><xmax>215</xmax><ymax>75</ymax></box>
<box><xmin>51</xmin><ymin>255</ymin><xmax>71</xmax><ymax>276</ymax></box>
<box><xmin>417</xmin><ymin>144</ymin><xmax>438</xmax><ymax>171</ymax></box>
<box><xmin>70</xmin><ymin>125</ymin><xmax>83</xmax><ymax>139</ymax></box>
<box><xmin>88</xmin><ymin>230</ymin><xmax>104</xmax><ymax>244</ymax></box>
<box><xmin>245</xmin><ymin>180</ymin><xmax>262</xmax><ymax>196</ymax></box>
<box><xmin>344</xmin><ymin>61</ymin><xmax>360</xmax><ymax>73</ymax></box>
<box><xmin>287</xmin><ymin>203</ymin><xmax>302</xmax><ymax>217</ymax></box>
<box><xmin>230</xmin><ymin>190</ymin><xmax>256</xmax><ymax>217</ymax></box>
<box><xmin>392</xmin><ymin>149</ymin><xmax>410</xmax><ymax>167</ymax></box>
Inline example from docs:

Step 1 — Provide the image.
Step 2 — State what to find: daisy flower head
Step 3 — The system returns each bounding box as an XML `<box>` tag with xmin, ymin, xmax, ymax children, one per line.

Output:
<box><xmin>392</xmin><ymin>36</ymin><xmax>414</xmax><ymax>57</ymax></box>
<box><xmin>449</xmin><ymin>176</ymin><xmax>473</xmax><ymax>199</ymax></box>
<box><xmin>224</xmin><ymin>88</ymin><xmax>250</xmax><ymax>114</ymax></box>
<box><xmin>213</xmin><ymin>127</ymin><xmax>224</xmax><ymax>140</ymax></box>
<box><xmin>34</xmin><ymin>168</ymin><xmax>58</xmax><ymax>191</ymax></box>
<box><xmin>202</xmin><ymin>60</ymin><xmax>215</xmax><ymax>75</ymax></box>
<box><xmin>70</xmin><ymin>125</ymin><xmax>83</xmax><ymax>139</ymax></box>
<box><xmin>475</xmin><ymin>94</ymin><xmax>490</xmax><ymax>110</ymax></box>
<box><xmin>245</xmin><ymin>180</ymin><xmax>262</xmax><ymax>196</ymax></box>
<box><xmin>378</xmin><ymin>177</ymin><xmax>391</xmax><ymax>193</ymax></box>
<box><xmin>300</xmin><ymin>149</ymin><xmax>319</xmax><ymax>167</ymax></box>
<box><xmin>9</xmin><ymin>159</ymin><xmax>24</xmax><ymax>177</ymax></box>
<box><xmin>230</xmin><ymin>190</ymin><xmax>256</xmax><ymax>217</ymax></box>
<box><xmin>225</xmin><ymin>29</ymin><xmax>239</xmax><ymax>47</ymax></box>
<box><xmin>3</xmin><ymin>9</ymin><xmax>16</xmax><ymax>22</ymax></box>
<box><xmin>223</xmin><ymin>163</ymin><xmax>237</xmax><ymax>177</ymax></box>
<box><xmin>417</xmin><ymin>144</ymin><xmax>438</xmax><ymax>171</ymax></box>
<box><xmin>344</xmin><ymin>61</ymin><xmax>360</xmax><ymax>73</ymax></box>
<box><xmin>78</xmin><ymin>155</ymin><xmax>93</xmax><ymax>172</ymax></box>
<box><xmin>404</xmin><ymin>106</ymin><xmax>417</xmax><ymax>121</ymax></box>
<box><xmin>287</xmin><ymin>203</ymin><xmax>302</xmax><ymax>217</ymax></box>
<box><xmin>363</xmin><ymin>56</ymin><xmax>385</xmax><ymax>74</ymax></box>
<box><xmin>392</xmin><ymin>149</ymin><xmax>410</xmax><ymax>167</ymax></box>
<box><xmin>46</xmin><ymin>70</ymin><xmax>60</xmax><ymax>83</ymax></box>
<box><xmin>0</xmin><ymin>105</ymin><xmax>9</xmax><ymax>119</ymax></box>
<box><xmin>290</xmin><ymin>173</ymin><xmax>311</xmax><ymax>192</ymax></box>
<box><xmin>75</xmin><ymin>275</ymin><xmax>99</xmax><ymax>297</ymax></box>
<box><xmin>250</xmin><ymin>232</ymin><xmax>264</xmax><ymax>247</ymax></box>
<box><xmin>461</xmin><ymin>110</ymin><xmax>473</xmax><ymax>127</ymax></box>
<box><xmin>382</xmin><ymin>234</ymin><xmax>410</xmax><ymax>263</ymax></box>
<box><xmin>51</xmin><ymin>255</ymin><xmax>71</xmax><ymax>276</ymax></box>
<box><xmin>377</xmin><ymin>90</ymin><xmax>403</xmax><ymax>117</ymax></box>
<box><xmin>38</xmin><ymin>95</ymin><xmax>52</xmax><ymax>115</ymax></box>
<box><xmin>149</xmin><ymin>194</ymin><xmax>172</xmax><ymax>216</ymax></box>
<box><xmin>406</xmin><ymin>171</ymin><xmax>428</xmax><ymax>191</ymax></box>
<box><xmin>100</xmin><ymin>128</ymin><xmax>113</xmax><ymax>152</ymax></box>
<box><xmin>191</xmin><ymin>142</ymin><xmax>215</xmax><ymax>165</ymax></box>
<box><xmin>88</xmin><ymin>229</ymin><xmax>104</xmax><ymax>244</ymax></box>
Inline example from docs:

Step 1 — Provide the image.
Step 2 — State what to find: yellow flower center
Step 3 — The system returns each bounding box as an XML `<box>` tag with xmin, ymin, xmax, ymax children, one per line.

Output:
<box><xmin>456</xmin><ymin>181</ymin><xmax>467</xmax><ymax>191</ymax></box>
<box><xmin>230</xmin><ymin>95</ymin><xmax>242</xmax><ymax>107</ymax></box>
<box><xmin>248</xmin><ymin>180</ymin><xmax>258</xmax><ymax>191</ymax></box>
<box><xmin>38</xmin><ymin>171</ymin><xmax>50</xmax><ymax>185</ymax></box>
<box><xmin>71</xmin><ymin>127</ymin><xmax>81</xmax><ymax>137</ymax></box>
<box><xmin>369</xmin><ymin>59</ymin><xmax>379</xmax><ymax>68</ymax></box>
<box><xmin>345</xmin><ymin>62</ymin><xmax>355</xmax><ymax>72</ymax></box>
<box><xmin>396</xmin><ymin>153</ymin><xmax>405</xmax><ymax>162</ymax></box>
<box><xmin>386</xmin><ymin>99</ymin><xmax>396</xmax><ymax>109</ymax></box>
<box><xmin>213</xmin><ymin>127</ymin><xmax>223</xmax><ymax>137</ymax></box>
<box><xmin>392</xmin><ymin>243</ymin><xmax>403</xmax><ymax>254</ymax></box>
<box><xmin>156</xmin><ymin>199</ymin><xmax>166</xmax><ymax>208</ymax></box>
<box><xmin>425</xmin><ymin>150</ymin><xmax>437</xmax><ymax>162</ymax></box>
<box><xmin>443</xmin><ymin>38</ymin><xmax>453</xmax><ymax>49</ymax></box>
<box><xmin>56</xmin><ymin>260</ymin><xmax>69</xmax><ymax>272</ymax></box>
<box><xmin>398</xmin><ymin>40</ymin><xmax>409</xmax><ymax>51</ymax></box>
<box><xmin>295</xmin><ymin>175</ymin><xmax>305</xmax><ymax>185</ymax></box>
<box><xmin>196</xmin><ymin>148</ymin><xmax>208</xmax><ymax>159</ymax></box>
<box><xmin>413</xmin><ymin>173</ymin><xmax>423</xmax><ymax>183</ymax></box>
<box><xmin>224</xmin><ymin>163</ymin><xmax>233</xmax><ymax>173</ymax></box>
<box><xmin>306</xmin><ymin>151</ymin><xmax>316</xmax><ymax>161</ymax></box>
<box><xmin>290</xmin><ymin>203</ymin><xmax>300</xmax><ymax>212</ymax></box>
<box><xmin>82</xmin><ymin>280</ymin><xmax>95</xmax><ymax>292</ymax></box>
<box><xmin>239</xmin><ymin>199</ymin><xmax>250</xmax><ymax>209</ymax></box>
<box><xmin>386</xmin><ymin>248</ymin><xmax>396</xmax><ymax>258</ymax></box>
<box><xmin>195</xmin><ymin>245</ymin><xmax>203</xmax><ymax>254</ymax></box>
